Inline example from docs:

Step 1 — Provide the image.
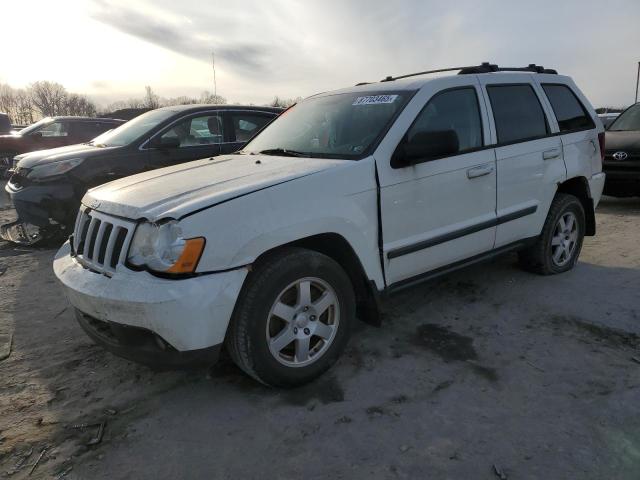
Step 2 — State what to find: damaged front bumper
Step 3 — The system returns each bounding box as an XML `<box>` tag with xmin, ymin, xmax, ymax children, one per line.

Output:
<box><xmin>53</xmin><ymin>242</ymin><xmax>248</xmax><ymax>365</ymax></box>
<box><xmin>2</xmin><ymin>176</ymin><xmax>79</xmax><ymax>244</ymax></box>
<box><xmin>5</xmin><ymin>176</ymin><xmax>79</xmax><ymax>227</ymax></box>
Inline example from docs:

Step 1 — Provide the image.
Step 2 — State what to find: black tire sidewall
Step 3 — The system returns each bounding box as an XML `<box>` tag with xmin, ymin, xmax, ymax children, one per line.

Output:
<box><xmin>238</xmin><ymin>251</ymin><xmax>355</xmax><ymax>387</ymax></box>
<box><xmin>543</xmin><ymin>197</ymin><xmax>585</xmax><ymax>274</ymax></box>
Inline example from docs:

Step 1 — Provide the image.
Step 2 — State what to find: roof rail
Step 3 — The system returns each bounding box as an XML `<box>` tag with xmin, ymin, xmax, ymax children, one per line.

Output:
<box><xmin>378</xmin><ymin>62</ymin><xmax>557</xmax><ymax>83</ymax></box>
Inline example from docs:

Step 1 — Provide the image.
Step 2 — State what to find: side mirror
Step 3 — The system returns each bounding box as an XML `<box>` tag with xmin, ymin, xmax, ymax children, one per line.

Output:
<box><xmin>392</xmin><ymin>130</ymin><xmax>460</xmax><ymax>167</ymax></box>
<box><xmin>152</xmin><ymin>136</ymin><xmax>180</xmax><ymax>149</ymax></box>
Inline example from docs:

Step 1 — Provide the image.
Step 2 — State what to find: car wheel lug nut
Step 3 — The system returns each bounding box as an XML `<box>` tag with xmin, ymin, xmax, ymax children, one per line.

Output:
<box><xmin>294</xmin><ymin>327</ymin><xmax>298</xmax><ymax>334</ymax></box>
<box><xmin>310</xmin><ymin>315</ymin><xmax>316</xmax><ymax>321</ymax></box>
<box><xmin>303</xmin><ymin>306</ymin><xmax>309</xmax><ymax>311</ymax></box>
<box><xmin>304</xmin><ymin>328</ymin><xmax>310</xmax><ymax>335</ymax></box>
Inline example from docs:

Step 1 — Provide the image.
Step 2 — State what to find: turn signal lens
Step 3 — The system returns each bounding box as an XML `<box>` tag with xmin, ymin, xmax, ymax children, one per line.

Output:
<box><xmin>166</xmin><ymin>237</ymin><xmax>206</xmax><ymax>274</ymax></box>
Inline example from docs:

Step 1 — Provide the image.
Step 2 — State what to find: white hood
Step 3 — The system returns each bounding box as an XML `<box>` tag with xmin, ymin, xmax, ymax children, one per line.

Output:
<box><xmin>83</xmin><ymin>155</ymin><xmax>346</xmax><ymax>221</ymax></box>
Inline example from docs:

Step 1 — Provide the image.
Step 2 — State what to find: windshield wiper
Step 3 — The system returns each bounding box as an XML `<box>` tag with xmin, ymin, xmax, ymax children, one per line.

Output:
<box><xmin>257</xmin><ymin>148</ymin><xmax>310</xmax><ymax>157</ymax></box>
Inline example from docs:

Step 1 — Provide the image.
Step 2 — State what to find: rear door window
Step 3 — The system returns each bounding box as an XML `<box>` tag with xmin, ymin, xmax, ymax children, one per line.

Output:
<box><xmin>487</xmin><ymin>85</ymin><xmax>548</xmax><ymax>144</ymax></box>
<box><xmin>229</xmin><ymin>112</ymin><xmax>273</xmax><ymax>143</ymax></box>
<box><xmin>542</xmin><ymin>84</ymin><xmax>595</xmax><ymax>132</ymax></box>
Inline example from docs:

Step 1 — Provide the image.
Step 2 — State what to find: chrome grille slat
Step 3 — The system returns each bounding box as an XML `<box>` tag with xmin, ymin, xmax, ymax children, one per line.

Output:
<box><xmin>72</xmin><ymin>207</ymin><xmax>135</xmax><ymax>277</ymax></box>
<box><xmin>102</xmin><ymin>225</ymin><xmax>120</xmax><ymax>271</ymax></box>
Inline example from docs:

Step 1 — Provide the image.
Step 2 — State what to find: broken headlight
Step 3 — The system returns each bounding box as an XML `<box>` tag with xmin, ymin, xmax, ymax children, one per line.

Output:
<box><xmin>127</xmin><ymin>220</ymin><xmax>205</xmax><ymax>274</ymax></box>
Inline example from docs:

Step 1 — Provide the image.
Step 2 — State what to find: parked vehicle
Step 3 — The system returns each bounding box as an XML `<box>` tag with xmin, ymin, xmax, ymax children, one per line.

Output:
<box><xmin>3</xmin><ymin>105</ymin><xmax>281</xmax><ymax>243</ymax></box>
<box><xmin>602</xmin><ymin>103</ymin><xmax>640</xmax><ymax>197</ymax></box>
<box><xmin>0</xmin><ymin>116</ymin><xmax>124</xmax><ymax>178</ymax></box>
<box><xmin>598</xmin><ymin>112</ymin><xmax>620</xmax><ymax>130</ymax></box>
<box><xmin>0</xmin><ymin>113</ymin><xmax>12</xmax><ymax>135</ymax></box>
<box><xmin>54</xmin><ymin>63</ymin><xmax>605</xmax><ymax>387</ymax></box>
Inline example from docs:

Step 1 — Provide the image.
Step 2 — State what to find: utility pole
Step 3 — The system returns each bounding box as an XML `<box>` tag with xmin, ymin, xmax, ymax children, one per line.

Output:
<box><xmin>212</xmin><ymin>51</ymin><xmax>217</xmax><ymax>99</ymax></box>
<box><xmin>636</xmin><ymin>61</ymin><xmax>639</xmax><ymax>104</ymax></box>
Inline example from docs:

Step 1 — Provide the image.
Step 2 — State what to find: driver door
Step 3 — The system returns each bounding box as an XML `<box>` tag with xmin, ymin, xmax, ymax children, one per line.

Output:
<box><xmin>376</xmin><ymin>79</ymin><xmax>497</xmax><ymax>286</ymax></box>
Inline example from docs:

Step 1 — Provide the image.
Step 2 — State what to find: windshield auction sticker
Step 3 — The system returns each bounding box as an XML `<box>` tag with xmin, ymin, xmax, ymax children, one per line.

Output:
<box><xmin>352</xmin><ymin>95</ymin><xmax>398</xmax><ymax>106</ymax></box>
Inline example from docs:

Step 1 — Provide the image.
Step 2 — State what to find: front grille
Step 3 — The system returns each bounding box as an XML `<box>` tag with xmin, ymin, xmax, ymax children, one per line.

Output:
<box><xmin>72</xmin><ymin>207</ymin><xmax>135</xmax><ymax>276</ymax></box>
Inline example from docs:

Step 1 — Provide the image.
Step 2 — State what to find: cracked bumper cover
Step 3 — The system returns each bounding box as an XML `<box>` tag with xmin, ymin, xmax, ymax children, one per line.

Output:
<box><xmin>53</xmin><ymin>241</ymin><xmax>248</xmax><ymax>356</ymax></box>
<box><xmin>5</xmin><ymin>180</ymin><xmax>78</xmax><ymax>227</ymax></box>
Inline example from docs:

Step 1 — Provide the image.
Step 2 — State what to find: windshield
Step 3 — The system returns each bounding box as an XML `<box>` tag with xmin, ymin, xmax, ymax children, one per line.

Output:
<box><xmin>609</xmin><ymin>104</ymin><xmax>640</xmax><ymax>131</ymax></box>
<box><xmin>243</xmin><ymin>92</ymin><xmax>412</xmax><ymax>159</ymax></box>
<box><xmin>90</xmin><ymin>109</ymin><xmax>175</xmax><ymax>147</ymax></box>
<box><xmin>18</xmin><ymin>117</ymin><xmax>54</xmax><ymax>136</ymax></box>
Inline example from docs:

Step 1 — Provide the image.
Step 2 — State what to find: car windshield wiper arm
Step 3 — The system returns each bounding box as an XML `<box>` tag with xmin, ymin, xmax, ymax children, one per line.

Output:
<box><xmin>257</xmin><ymin>148</ymin><xmax>310</xmax><ymax>157</ymax></box>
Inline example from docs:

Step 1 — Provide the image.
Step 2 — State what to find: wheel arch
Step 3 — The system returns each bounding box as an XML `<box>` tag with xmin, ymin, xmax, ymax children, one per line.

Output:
<box><xmin>250</xmin><ymin>232</ymin><xmax>382</xmax><ymax>326</ymax></box>
<box><xmin>557</xmin><ymin>176</ymin><xmax>595</xmax><ymax>235</ymax></box>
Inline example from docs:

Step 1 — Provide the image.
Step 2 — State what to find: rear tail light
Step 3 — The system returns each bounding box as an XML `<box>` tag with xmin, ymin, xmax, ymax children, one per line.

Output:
<box><xmin>598</xmin><ymin>132</ymin><xmax>605</xmax><ymax>162</ymax></box>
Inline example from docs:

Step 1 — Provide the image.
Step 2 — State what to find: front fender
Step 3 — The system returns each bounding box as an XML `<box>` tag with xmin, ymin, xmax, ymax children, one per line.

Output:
<box><xmin>179</xmin><ymin>158</ymin><xmax>385</xmax><ymax>289</ymax></box>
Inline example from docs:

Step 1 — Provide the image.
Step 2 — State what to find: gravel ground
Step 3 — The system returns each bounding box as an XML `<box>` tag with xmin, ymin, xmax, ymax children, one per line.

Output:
<box><xmin>1</xmin><ymin>186</ymin><xmax>639</xmax><ymax>479</ymax></box>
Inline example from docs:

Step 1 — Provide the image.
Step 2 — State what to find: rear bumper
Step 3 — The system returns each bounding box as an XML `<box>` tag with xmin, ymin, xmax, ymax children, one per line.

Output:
<box><xmin>588</xmin><ymin>172</ymin><xmax>606</xmax><ymax>207</ymax></box>
<box><xmin>53</xmin><ymin>241</ymin><xmax>248</xmax><ymax>354</ymax></box>
<box><xmin>5</xmin><ymin>179</ymin><xmax>78</xmax><ymax>227</ymax></box>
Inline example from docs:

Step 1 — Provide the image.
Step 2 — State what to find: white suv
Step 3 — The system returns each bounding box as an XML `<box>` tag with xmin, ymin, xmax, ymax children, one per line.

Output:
<box><xmin>54</xmin><ymin>63</ymin><xmax>606</xmax><ymax>387</ymax></box>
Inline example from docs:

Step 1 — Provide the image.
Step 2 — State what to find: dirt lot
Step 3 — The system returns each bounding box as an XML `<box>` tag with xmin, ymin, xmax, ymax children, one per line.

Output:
<box><xmin>1</xmin><ymin>185</ymin><xmax>639</xmax><ymax>479</ymax></box>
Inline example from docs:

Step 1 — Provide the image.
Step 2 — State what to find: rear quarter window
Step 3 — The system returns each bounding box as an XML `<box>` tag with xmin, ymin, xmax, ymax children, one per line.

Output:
<box><xmin>542</xmin><ymin>84</ymin><xmax>595</xmax><ymax>132</ymax></box>
<box><xmin>487</xmin><ymin>84</ymin><xmax>549</xmax><ymax>144</ymax></box>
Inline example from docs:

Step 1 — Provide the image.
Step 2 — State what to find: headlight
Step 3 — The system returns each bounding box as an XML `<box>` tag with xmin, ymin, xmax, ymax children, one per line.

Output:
<box><xmin>127</xmin><ymin>220</ymin><xmax>205</xmax><ymax>274</ymax></box>
<box><xmin>27</xmin><ymin>157</ymin><xmax>84</xmax><ymax>179</ymax></box>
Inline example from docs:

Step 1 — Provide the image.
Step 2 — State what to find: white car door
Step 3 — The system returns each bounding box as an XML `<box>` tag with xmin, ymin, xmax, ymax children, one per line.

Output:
<box><xmin>375</xmin><ymin>77</ymin><xmax>497</xmax><ymax>286</ymax></box>
<box><xmin>478</xmin><ymin>75</ymin><xmax>566</xmax><ymax>248</ymax></box>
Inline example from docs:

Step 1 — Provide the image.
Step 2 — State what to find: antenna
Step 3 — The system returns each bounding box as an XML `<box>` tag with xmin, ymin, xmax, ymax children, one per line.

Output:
<box><xmin>211</xmin><ymin>51</ymin><xmax>217</xmax><ymax>98</ymax></box>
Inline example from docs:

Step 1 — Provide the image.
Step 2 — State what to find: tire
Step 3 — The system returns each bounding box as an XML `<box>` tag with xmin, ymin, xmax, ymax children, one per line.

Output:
<box><xmin>226</xmin><ymin>247</ymin><xmax>356</xmax><ymax>387</ymax></box>
<box><xmin>518</xmin><ymin>193</ymin><xmax>586</xmax><ymax>275</ymax></box>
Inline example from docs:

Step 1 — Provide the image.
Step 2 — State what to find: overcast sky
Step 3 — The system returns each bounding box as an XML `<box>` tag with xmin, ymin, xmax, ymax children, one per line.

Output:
<box><xmin>2</xmin><ymin>0</ymin><xmax>639</xmax><ymax>108</ymax></box>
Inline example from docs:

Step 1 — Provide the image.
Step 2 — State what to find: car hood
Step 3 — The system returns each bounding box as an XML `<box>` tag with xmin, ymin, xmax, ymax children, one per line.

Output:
<box><xmin>17</xmin><ymin>143</ymin><xmax>116</xmax><ymax>168</ymax></box>
<box><xmin>605</xmin><ymin>130</ymin><xmax>640</xmax><ymax>153</ymax></box>
<box><xmin>85</xmin><ymin>155</ymin><xmax>346</xmax><ymax>221</ymax></box>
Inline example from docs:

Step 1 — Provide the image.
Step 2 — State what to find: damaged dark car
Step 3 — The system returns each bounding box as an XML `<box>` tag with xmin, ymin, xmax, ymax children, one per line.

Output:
<box><xmin>2</xmin><ymin>105</ymin><xmax>282</xmax><ymax>244</ymax></box>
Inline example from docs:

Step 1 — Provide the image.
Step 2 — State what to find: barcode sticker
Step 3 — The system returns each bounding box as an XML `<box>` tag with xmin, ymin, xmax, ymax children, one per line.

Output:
<box><xmin>352</xmin><ymin>95</ymin><xmax>398</xmax><ymax>106</ymax></box>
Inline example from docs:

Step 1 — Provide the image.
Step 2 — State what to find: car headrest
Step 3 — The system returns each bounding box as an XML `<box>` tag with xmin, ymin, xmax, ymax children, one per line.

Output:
<box><xmin>208</xmin><ymin>117</ymin><xmax>221</xmax><ymax>135</ymax></box>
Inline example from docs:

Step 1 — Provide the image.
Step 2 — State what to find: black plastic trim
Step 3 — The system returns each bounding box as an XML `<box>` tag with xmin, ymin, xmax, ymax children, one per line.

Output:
<box><xmin>386</xmin><ymin>236</ymin><xmax>537</xmax><ymax>294</ymax></box>
<box><xmin>387</xmin><ymin>205</ymin><xmax>537</xmax><ymax>259</ymax></box>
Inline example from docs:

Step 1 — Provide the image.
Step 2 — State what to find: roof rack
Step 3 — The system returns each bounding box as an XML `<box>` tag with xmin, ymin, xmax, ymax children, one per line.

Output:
<box><xmin>378</xmin><ymin>62</ymin><xmax>557</xmax><ymax>83</ymax></box>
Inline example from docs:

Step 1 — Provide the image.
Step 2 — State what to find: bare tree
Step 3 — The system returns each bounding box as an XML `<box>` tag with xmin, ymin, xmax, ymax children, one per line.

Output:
<box><xmin>269</xmin><ymin>96</ymin><xmax>301</xmax><ymax>108</ymax></box>
<box><xmin>200</xmin><ymin>91</ymin><xmax>227</xmax><ymax>105</ymax></box>
<box><xmin>144</xmin><ymin>86</ymin><xmax>160</xmax><ymax>109</ymax></box>
<box><xmin>30</xmin><ymin>81</ymin><xmax>68</xmax><ymax>117</ymax></box>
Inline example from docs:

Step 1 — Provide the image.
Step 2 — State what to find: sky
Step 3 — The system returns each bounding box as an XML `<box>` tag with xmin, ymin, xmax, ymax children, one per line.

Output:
<box><xmin>1</xmin><ymin>0</ymin><xmax>639</xmax><ymax>108</ymax></box>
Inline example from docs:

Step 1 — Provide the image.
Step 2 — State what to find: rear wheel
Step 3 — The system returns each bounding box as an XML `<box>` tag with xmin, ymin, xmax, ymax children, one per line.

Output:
<box><xmin>226</xmin><ymin>248</ymin><xmax>355</xmax><ymax>387</ymax></box>
<box><xmin>518</xmin><ymin>193</ymin><xmax>586</xmax><ymax>275</ymax></box>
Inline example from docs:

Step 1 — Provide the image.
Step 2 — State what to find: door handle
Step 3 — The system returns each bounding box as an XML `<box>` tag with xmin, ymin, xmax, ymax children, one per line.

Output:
<box><xmin>542</xmin><ymin>149</ymin><xmax>561</xmax><ymax>160</ymax></box>
<box><xmin>466</xmin><ymin>164</ymin><xmax>494</xmax><ymax>179</ymax></box>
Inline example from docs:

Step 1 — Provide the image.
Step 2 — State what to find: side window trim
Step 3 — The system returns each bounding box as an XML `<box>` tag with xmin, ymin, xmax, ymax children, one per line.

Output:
<box><xmin>540</xmin><ymin>82</ymin><xmax>596</xmax><ymax>134</ymax></box>
<box><xmin>485</xmin><ymin>82</ymin><xmax>551</xmax><ymax>146</ymax></box>
<box><xmin>391</xmin><ymin>85</ymin><xmax>485</xmax><ymax>168</ymax></box>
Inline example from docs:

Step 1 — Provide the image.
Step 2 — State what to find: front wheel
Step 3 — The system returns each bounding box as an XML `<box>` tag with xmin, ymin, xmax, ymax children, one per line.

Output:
<box><xmin>518</xmin><ymin>193</ymin><xmax>586</xmax><ymax>275</ymax></box>
<box><xmin>226</xmin><ymin>248</ymin><xmax>355</xmax><ymax>387</ymax></box>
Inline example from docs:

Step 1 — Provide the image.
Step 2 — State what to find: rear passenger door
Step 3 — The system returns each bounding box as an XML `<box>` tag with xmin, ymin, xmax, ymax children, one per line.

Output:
<box><xmin>479</xmin><ymin>78</ymin><xmax>566</xmax><ymax>248</ymax></box>
<box><xmin>377</xmin><ymin>82</ymin><xmax>497</xmax><ymax>285</ymax></box>
<box><xmin>221</xmin><ymin>111</ymin><xmax>275</xmax><ymax>154</ymax></box>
